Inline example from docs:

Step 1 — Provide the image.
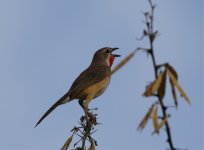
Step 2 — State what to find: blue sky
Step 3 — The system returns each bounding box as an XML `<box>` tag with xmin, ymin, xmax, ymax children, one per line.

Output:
<box><xmin>0</xmin><ymin>0</ymin><xmax>203</xmax><ymax>150</ymax></box>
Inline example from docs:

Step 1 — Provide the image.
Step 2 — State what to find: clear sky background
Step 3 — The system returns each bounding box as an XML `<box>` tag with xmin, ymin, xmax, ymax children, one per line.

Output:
<box><xmin>0</xmin><ymin>0</ymin><xmax>203</xmax><ymax>150</ymax></box>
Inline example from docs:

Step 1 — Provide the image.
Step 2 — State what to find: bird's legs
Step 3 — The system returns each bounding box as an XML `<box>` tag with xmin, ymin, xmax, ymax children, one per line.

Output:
<box><xmin>78</xmin><ymin>99</ymin><xmax>96</xmax><ymax>123</ymax></box>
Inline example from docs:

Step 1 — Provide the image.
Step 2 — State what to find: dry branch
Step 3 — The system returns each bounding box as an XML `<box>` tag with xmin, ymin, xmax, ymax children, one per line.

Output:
<box><xmin>137</xmin><ymin>0</ymin><xmax>190</xmax><ymax>150</ymax></box>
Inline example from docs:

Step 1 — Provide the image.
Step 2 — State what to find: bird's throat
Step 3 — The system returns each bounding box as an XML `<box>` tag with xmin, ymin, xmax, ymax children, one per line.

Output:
<box><xmin>108</xmin><ymin>55</ymin><xmax>115</xmax><ymax>67</ymax></box>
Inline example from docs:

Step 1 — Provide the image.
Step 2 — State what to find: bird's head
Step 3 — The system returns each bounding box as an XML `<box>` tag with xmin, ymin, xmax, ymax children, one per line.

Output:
<box><xmin>91</xmin><ymin>47</ymin><xmax>120</xmax><ymax>67</ymax></box>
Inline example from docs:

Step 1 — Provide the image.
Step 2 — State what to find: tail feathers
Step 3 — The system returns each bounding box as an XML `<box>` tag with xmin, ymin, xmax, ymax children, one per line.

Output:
<box><xmin>35</xmin><ymin>93</ymin><xmax>70</xmax><ymax>128</ymax></box>
<box><xmin>61</xmin><ymin>97</ymin><xmax>71</xmax><ymax>104</ymax></box>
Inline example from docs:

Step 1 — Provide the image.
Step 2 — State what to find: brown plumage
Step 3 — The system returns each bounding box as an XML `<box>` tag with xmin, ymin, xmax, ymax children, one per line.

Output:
<box><xmin>35</xmin><ymin>47</ymin><xmax>120</xmax><ymax>127</ymax></box>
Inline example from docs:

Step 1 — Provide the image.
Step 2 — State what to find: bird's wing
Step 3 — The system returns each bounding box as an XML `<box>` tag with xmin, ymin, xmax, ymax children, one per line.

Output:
<box><xmin>68</xmin><ymin>66</ymin><xmax>111</xmax><ymax>99</ymax></box>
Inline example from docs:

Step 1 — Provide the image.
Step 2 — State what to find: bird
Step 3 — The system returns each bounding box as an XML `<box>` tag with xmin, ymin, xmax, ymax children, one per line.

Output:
<box><xmin>35</xmin><ymin>47</ymin><xmax>120</xmax><ymax>127</ymax></box>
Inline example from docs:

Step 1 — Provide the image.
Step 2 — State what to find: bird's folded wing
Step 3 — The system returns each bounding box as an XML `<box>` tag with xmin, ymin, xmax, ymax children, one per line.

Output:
<box><xmin>68</xmin><ymin>66</ymin><xmax>111</xmax><ymax>99</ymax></box>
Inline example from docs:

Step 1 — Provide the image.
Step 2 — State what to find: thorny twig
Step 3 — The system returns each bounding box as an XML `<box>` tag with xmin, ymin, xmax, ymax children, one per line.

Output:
<box><xmin>61</xmin><ymin>109</ymin><xmax>98</xmax><ymax>150</ymax></box>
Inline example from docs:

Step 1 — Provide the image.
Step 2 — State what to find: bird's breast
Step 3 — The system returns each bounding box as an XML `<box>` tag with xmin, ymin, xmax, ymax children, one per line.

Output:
<box><xmin>82</xmin><ymin>77</ymin><xmax>110</xmax><ymax>99</ymax></box>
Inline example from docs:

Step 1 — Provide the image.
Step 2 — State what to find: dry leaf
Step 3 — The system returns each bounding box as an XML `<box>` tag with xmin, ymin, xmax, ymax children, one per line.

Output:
<box><xmin>158</xmin><ymin>70</ymin><xmax>167</xmax><ymax>100</ymax></box>
<box><xmin>166</xmin><ymin>64</ymin><xmax>178</xmax><ymax>79</ymax></box>
<box><xmin>61</xmin><ymin>134</ymin><xmax>74</xmax><ymax>150</ymax></box>
<box><xmin>165</xmin><ymin>64</ymin><xmax>178</xmax><ymax>107</ymax></box>
<box><xmin>137</xmin><ymin>104</ymin><xmax>155</xmax><ymax>131</ymax></box>
<box><xmin>152</xmin><ymin>105</ymin><xmax>158</xmax><ymax>132</ymax></box>
<box><xmin>167</xmin><ymin>69</ymin><xmax>190</xmax><ymax>104</ymax></box>
<box><xmin>169</xmin><ymin>77</ymin><xmax>178</xmax><ymax>107</ymax></box>
<box><xmin>157</xmin><ymin>117</ymin><xmax>168</xmax><ymax>132</ymax></box>
<box><xmin>111</xmin><ymin>49</ymin><xmax>137</xmax><ymax>75</ymax></box>
<box><xmin>88</xmin><ymin>141</ymin><xmax>96</xmax><ymax>150</ymax></box>
<box><xmin>152</xmin><ymin>117</ymin><xmax>168</xmax><ymax>134</ymax></box>
<box><xmin>143</xmin><ymin>72</ymin><xmax>163</xmax><ymax>97</ymax></box>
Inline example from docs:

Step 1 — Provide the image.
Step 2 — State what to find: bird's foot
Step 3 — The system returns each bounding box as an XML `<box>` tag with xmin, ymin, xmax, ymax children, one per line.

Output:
<box><xmin>87</xmin><ymin>111</ymin><xmax>97</xmax><ymax>125</ymax></box>
<box><xmin>81</xmin><ymin>108</ymin><xmax>97</xmax><ymax>125</ymax></box>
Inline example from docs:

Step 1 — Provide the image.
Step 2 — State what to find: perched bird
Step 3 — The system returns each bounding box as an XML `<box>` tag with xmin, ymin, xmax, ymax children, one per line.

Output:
<box><xmin>35</xmin><ymin>47</ymin><xmax>120</xmax><ymax>127</ymax></box>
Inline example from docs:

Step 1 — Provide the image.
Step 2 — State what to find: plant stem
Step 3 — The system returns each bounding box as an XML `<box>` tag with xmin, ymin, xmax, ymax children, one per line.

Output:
<box><xmin>81</xmin><ymin>109</ymin><xmax>90</xmax><ymax>150</ymax></box>
<box><xmin>147</xmin><ymin>0</ymin><xmax>176</xmax><ymax>149</ymax></box>
<box><xmin>149</xmin><ymin>47</ymin><xmax>175</xmax><ymax>150</ymax></box>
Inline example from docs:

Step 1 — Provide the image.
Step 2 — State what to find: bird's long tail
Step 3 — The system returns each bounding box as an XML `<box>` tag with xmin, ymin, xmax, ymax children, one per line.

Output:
<box><xmin>35</xmin><ymin>93</ymin><xmax>70</xmax><ymax>127</ymax></box>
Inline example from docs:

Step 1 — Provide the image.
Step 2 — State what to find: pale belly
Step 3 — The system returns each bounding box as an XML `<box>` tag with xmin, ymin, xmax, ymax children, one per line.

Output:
<box><xmin>93</xmin><ymin>81</ymin><xmax>109</xmax><ymax>99</ymax></box>
<box><xmin>82</xmin><ymin>77</ymin><xmax>110</xmax><ymax>99</ymax></box>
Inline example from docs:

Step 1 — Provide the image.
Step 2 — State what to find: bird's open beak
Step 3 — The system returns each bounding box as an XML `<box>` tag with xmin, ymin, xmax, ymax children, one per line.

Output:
<box><xmin>111</xmin><ymin>47</ymin><xmax>121</xmax><ymax>57</ymax></box>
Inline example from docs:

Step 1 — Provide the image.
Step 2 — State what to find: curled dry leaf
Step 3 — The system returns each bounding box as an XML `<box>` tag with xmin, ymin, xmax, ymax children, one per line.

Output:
<box><xmin>111</xmin><ymin>49</ymin><xmax>137</xmax><ymax>75</ymax></box>
<box><xmin>166</xmin><ymin>64</ymin><xmax>178</xmax><ymax>79</ymax></box>
<box><xmin>61</xmin><ymin>134</ymin><xmax>74</xmax><ymax>150</ymax></box>
<box><xmin>137</xmin><ymin>104</ymin><xmax>155</xmax><ymax>131</ymax></box>
<box><xmin>167</xmin><ymin>69</ymin><xmax>190</xmax><ymax>105</ymax></box>
<box><xmin>158</xmin><ymin>70</ymin><xmax>167</xmax><ymax>100</ymax></box>
<box><xmin>152</xmin><ymin>105</ymin><xmax>158</xmax><ymax>133</ymax></box>
<box><xmin>88</xmin><ymin>141</ymin><xmax>96</xmax><ymax>150</ymax></box>
<box><xmin>165</xmin><ymin>64</ymin><xmax>178</xmax><ymax>107</ymax></box>
<box><xmin>143</xmin><ymin>72</ymin><xmax>164</xmax><ymax>97</ymax></box>
<box><xmin>152</xmin><ymin>106</ymin><xmax>168</xmax><ymax>134</ymax></box>
<box><xmin>157</xmin><ymin>117</ymin><xmax>168</xmax><ymax>132</ymax></box>
<box><xmin>152</xmin><ymin>116</ymin><xmax>168</xmax><ymax>134</ymax></box>
<box><xmin>169</xmin><ymin>78</ymin><xmax>178</xmax><ymax>107</ymax></box>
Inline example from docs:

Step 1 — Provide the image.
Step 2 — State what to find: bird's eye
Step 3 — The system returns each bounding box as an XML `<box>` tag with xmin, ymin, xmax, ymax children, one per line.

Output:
<box><xmin>105</xmin><ymin>49</ymin><xmax>110</xmax><ymax>53</ymax></box>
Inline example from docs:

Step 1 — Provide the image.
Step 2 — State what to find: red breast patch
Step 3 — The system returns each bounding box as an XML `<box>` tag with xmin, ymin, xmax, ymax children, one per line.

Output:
<box><xmin>109</xmin><ymin>55</ymin><xmax>115</xmax><ymax>67</ymax></box>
